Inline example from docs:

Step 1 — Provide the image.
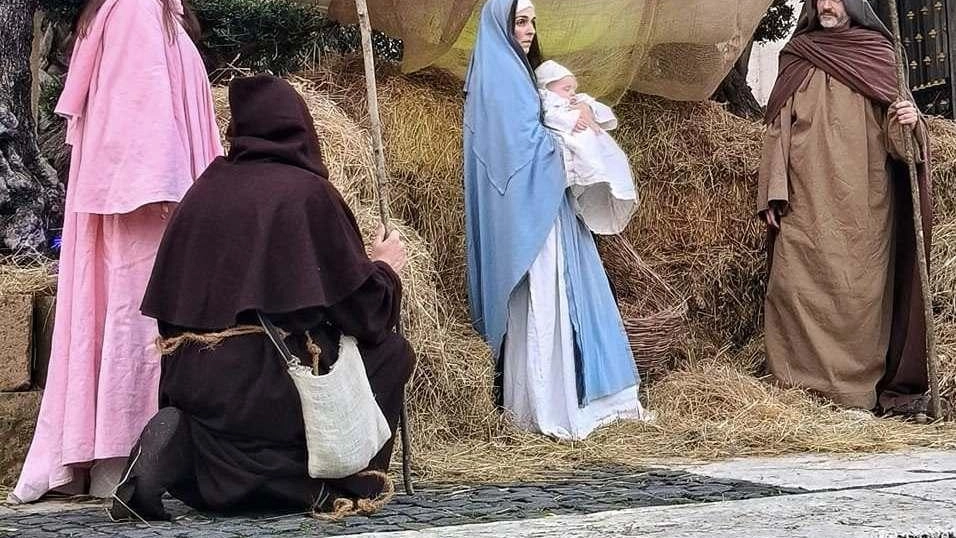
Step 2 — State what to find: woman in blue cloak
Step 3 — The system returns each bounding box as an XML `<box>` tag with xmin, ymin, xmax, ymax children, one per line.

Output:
<box><xmin>463</xmin><ymin>0</ymin><xmax>651</xmax><ymax>440</ymax></box>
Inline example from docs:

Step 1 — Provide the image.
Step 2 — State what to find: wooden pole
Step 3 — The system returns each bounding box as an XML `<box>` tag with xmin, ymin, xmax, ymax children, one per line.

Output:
<box><xmin>354</xmin><ymin>0</ymin><xmax>415</xmax><ymax>494</ymax></box>
<box><xmin>887</xmin><ymin>1</ymin><xmax>942</xmax><ymax>420</ymax></box>
<box><xmin>355</xmin><ymin>0</ymin><xmax>392</xmax><ymax>228</ymax></box>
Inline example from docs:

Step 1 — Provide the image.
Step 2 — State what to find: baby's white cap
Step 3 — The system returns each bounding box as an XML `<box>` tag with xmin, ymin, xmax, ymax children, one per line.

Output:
<box><xmin>535</xmin><ymin>60</ymin><xmax>574</xmax><ymax>89</ymax></box>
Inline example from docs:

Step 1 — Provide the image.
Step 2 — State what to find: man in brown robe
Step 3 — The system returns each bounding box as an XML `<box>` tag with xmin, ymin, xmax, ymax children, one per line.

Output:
<box><xmin>760</xmin><ymin>0</ymin><xmax>932</xmax><ymax>413</ymax></box>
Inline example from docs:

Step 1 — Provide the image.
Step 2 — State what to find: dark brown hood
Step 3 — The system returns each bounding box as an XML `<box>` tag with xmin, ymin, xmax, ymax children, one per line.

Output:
<box><xmin>793</xmin><ymin>0</ymin><xmax>893</xmax><ymax>40</ymax></box>
<box><xmin>226</xmin><ymin>75</ymin><xmax>329</xmax><ymax>179</ymax></box>
<box><xmin>142</xmin><ymin>75</ymin><xmax>375</xmax><ymax>330</ymax></box>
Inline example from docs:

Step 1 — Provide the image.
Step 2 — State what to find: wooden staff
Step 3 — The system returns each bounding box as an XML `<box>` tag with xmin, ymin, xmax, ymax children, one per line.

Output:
<box><xmin>354</xmin><ymin>0</ymin><xmax>415</xmax><ymax>495</ymax></box>
<box><xmin>887</xmin><ymin>1</ymin><xmax>942</xmax><ymax>420</ymax></box>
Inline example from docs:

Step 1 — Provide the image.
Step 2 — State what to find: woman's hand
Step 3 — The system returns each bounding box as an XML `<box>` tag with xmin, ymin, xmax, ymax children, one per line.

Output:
<box><xmin>371</xmin><ymin>225</ymin><xmax>407</xmax><ymax>273</ymax></box>
<box><xmin>571</xmin><ymin>100</ymin><xmax>599</xmax><ymax>133</ymax></box>
<box><xmin>889</xmin><ymin>100</ymin><xmax>919</xmax><ymax>129</ymax></box>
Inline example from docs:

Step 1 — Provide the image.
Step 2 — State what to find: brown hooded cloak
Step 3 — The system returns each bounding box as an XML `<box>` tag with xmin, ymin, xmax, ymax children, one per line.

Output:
<box><xmin>112</xmin><ymin>75</ymin><xmax>415</xmax><ymax>519</ymax></box>
<box><xmin>759</xmin><ymin>0</ymin><xmax>932</xmax><ymax>411</ymax></box>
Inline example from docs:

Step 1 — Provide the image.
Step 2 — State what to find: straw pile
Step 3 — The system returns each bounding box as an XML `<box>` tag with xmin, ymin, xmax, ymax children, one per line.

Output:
<box><xmin>421</xmin><ymin>356</ymin><xmax>956</xmax><ymax>482</ymax></box>
<box><xmin>309</xmin><ymin>68</ymin><xmax>471</xmax><ymax>314</ymax></box>
<box><xmin>203</xmin><ymin>71</ymin><xmax>956</xmax><ymax>484</ymax></box>
<box><xmin>611</xmin><ymin>93</ymin><xmax>766</xmax><ymax>347</ymax></box>
<box><xmin>921</xmin><ymin>117</ymin><xmax>956</xmax><ymax>407</ymax></box>
<box><xmin>933</xmin><ymin>220</ymin><xmax>956</xmax><ymax>323</ymax></box>
<box><xmin>0</xmin><ymin>256</ymin><xmax>57</xmax><ymax>296</ymax></box>
<box><xmin>929</xmin><ymin>116</ymin><xmax>956</xmax><ymax>221</ymax></box>
<box><xmin>933</xmin><ymin>218</ymin><xmax>956</xmax><ymax>406</ymax></box>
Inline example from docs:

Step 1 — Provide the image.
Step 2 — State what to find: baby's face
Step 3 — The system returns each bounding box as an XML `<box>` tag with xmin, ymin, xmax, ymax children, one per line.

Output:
<box><xmin>546</xmin><ymin>76</ymin><xmax>577</xmax><ymax>100</ymax></box>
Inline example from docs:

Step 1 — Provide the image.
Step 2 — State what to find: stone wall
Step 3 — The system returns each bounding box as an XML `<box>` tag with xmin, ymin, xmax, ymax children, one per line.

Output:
<box><xmin>0</xmin><ymin>291</ymin><xmax>55</xmax><ymax>487</ymax></box>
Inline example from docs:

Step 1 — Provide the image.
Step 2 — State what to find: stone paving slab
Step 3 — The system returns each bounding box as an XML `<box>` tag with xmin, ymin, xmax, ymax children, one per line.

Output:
<box><xmin>0</xmin><ymin>468</ymin><xmax>801</xmax><ymax>537</ymax></box>
<box><xmin>877</xmin><ymin>476</ymin><xmax>956</xmax><ymax>505</ymax></box>
<box><xmin>677</xmin><ymin>450</ymin><xmax>956</xmax><ymax>491</ymax></box>
<box><xmin>354</xmin><ymin>479</ymin><xmax>956</xmax><ymax>538</ymax></box>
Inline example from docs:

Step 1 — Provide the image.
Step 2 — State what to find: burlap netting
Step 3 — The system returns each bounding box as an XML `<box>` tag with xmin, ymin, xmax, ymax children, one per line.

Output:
<box><xmin>321</xmin><ymin>0</ymin><xmax>772</xmax><ymax>102</ymax></box>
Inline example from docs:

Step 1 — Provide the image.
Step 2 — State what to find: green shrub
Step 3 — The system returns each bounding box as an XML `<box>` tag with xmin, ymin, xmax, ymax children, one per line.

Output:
<box><xmin>39</xmin><ymin>0</ymin><xmax>402</xmax><ymax>75</ymax></box>
<box><xmin>194</xmin><ymin>0</ymin><xmax>401</xmax><ymax>75</ymax></box>
<box><xmin>38</xmin><ymin>75</ymin><xmax>65</xmax><ymax>121</ymax></box>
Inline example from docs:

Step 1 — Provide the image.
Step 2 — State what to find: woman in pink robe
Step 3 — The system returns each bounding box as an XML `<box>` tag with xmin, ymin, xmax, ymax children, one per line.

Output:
<box><xmin>10</xmin><ymin>0</ymin><xmax>223</xmax><ymax>503</ymax></box>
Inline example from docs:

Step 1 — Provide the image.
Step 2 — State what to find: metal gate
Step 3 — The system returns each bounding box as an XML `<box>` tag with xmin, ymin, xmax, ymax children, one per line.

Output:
<box><xmin>877</xmin><ymin>0</ymin><xmax>956</xmax><ymax>117</ymax></box>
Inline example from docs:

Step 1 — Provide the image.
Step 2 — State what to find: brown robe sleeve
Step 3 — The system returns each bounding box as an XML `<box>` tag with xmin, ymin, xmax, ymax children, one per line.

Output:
<box><xmin>883</xmin><ymin>107</ymin><xmax>928</xmax><ymax>165</ymax></box>
<box><xmin>323</xmin><ymin>261</ymin><xmax>402</xmax><ymax>346</ymax></box>
<box><xmin>757</xmin><ymin>98</ymin><xmax>794</xmax><ymax>216</ymax></box>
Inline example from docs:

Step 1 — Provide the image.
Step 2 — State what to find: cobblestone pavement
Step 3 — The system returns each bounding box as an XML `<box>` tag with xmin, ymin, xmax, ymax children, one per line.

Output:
<box><xmin>0</xmin><ymin>467</ymin><xmax>805</xmax><ymax>537</ymax></box>
<box><xmin>357</xmin><ymin>476</ymin><xmax>956</xmax><ymax>538</ymax></box>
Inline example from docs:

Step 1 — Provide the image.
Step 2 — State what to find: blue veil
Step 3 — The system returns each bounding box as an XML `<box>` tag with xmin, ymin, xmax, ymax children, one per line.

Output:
<box><xmin>463</xmin><ymin>0</ymin><xmax>638</xmax><ymax>404</ymax></box>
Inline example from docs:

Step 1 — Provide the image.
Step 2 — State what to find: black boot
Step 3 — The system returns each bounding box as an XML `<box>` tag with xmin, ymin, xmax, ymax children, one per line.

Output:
<box><xmin>108</xmin><ymin>407</ymin><xmax>192</xmax><ymax>521</ymax></box>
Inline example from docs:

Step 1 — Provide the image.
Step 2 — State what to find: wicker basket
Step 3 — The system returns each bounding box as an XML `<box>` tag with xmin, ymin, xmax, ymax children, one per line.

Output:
<box><xmin>601</xmin><ymin>236</ymin><xmax>688</xmax><ymax>378</ymax></box>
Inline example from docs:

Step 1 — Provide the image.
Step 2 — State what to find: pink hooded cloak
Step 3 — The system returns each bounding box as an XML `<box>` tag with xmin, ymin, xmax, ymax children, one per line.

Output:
<box><xmin>12</xmin><ymin>0</ymin><xmax>223</xmax><ymax>503</ymax></box>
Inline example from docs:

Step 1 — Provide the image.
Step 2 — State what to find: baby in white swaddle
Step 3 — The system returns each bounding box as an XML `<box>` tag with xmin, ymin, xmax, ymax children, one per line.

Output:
<box><xmin>535</xmin><ymin>60</ymin><xmax>638</xmax><ymax>235</ymax></box>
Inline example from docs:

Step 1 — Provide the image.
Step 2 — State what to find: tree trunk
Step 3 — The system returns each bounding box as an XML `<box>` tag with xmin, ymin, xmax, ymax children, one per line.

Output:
<box><xmin>711</xmin><ymin>39</ymin><xmax>763</xmax><ymax>120</ymax></box>
<box><xmin>0</xmin><ymin>0</ymin><xmax>64</xmax><ymax>253</ymax></box>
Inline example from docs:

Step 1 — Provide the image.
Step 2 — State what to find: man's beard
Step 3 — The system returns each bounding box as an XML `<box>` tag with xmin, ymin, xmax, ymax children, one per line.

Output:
<box><xmin>819</xmin><ymin>13</ymin><xmax>850</xmax><ymax>28</ymax></box>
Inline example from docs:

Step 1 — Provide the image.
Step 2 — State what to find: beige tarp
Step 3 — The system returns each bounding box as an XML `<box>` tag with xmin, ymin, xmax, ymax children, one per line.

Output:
<box><xmin>324</xmin><ymin>0</ymin><xmax>773</xmax><ymax>101</ymax></box>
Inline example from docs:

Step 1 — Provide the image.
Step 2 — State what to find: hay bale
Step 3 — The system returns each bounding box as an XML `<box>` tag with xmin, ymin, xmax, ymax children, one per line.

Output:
<box><xmin>929</xmin><ymin>116</ymin><xmax>956</xmax><ymax>221</ymax></box>
<box><xmin>613</xmin><ymin>93</ymin><xmax>763</xmax><ymax>255</ymax></box>
<box><xmin>933</xmin><ymin>219</ymin><xmax>956</xmax><ymax>408</ymax></box>
<box><xmin>938</xmin><ymin>323</ymin><xmax>956</xmax><ymax>406</ymax></box>
<box><xmin>310</xmin><ymin>69</ymin><xmax>471</xmax><ymax>312</ymax></box>
<box><xmin>648</xmin><ymin>247</ymin><xmax>766</xmax><ymax>348</ymax></box>
<box><xmin>607</xmin><ymin>94</ymin><xmax>766</xmax><ymax>347</ymax></box>
<box><xmin>0</xmin><ymin>260</ymin><xmax>58</xmax><ymax>391</ymax></box>
<box><xmin>0</xmin><ymin>259</ymin><xmax>57</xmax><ymax>296</ymax></box>
<box><xmin>933</xmin><ymin>219</ymin><xmax>956</xmax><ymax>324</ymax></box>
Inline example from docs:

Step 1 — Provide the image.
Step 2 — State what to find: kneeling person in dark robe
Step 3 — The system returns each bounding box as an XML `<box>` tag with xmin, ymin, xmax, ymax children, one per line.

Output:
<box><xmin>108</xmin><ymin>75</ymin><xmax>415</xmax><ymax>520</ymax></box>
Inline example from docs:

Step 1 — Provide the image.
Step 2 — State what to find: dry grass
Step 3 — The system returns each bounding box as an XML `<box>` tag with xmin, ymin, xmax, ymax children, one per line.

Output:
<box><xmin>933</xmin><ymin>217</ymin><xmax>956</xmax><ymax>405</ymax></box>
<box><xmin>283</xmin><ymin>68</ymin><xmax>956</xmax><ymax>483</ymax></box>
<box><xmin>611</xmin><ymin>94</ymin><xmax>766</xmax><ymax>346</ymax></box>
<box><xmin>933</xmin><ymin>219</ymin><xmax>956</xmax><ymax>324</ymax></box>
<box><xmin>0</xmin><ymin>256</ymin><xmax>56</xmax><ymax>296</ymax></box>
<box><xmin>929</xmin><ymin>116</ymin><xmax>956</xmax><ymax>221</ymax></box>
<box><xmin>938</xmin><ymin>323</ymin><xmax>956</xmax><ymax>406</ymax></box>
<box><xmin>310</xmin><ymin>68</ymin><xmax>471</xmax><ymax>315</ymax></box>
<box><xmin>613</xmin><ymin>93</ymin><xmax>764</xmax><ymax>255</ymax></box>
<box><xmin>417</xmin><ymin>355</ymin><xmax>956</xmax><ymax>483</ymax></box>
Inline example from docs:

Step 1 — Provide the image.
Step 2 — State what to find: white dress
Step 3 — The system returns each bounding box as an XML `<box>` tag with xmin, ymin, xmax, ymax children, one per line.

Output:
<box><xmin>502</xmin><ymin>219</ymin><xmax>650</xmax><ymax>441</ymax></box>
<box><xmin>539</xmin><ymin>90</ymin><xmax>639</xmax><ymax>235</ymax></box>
